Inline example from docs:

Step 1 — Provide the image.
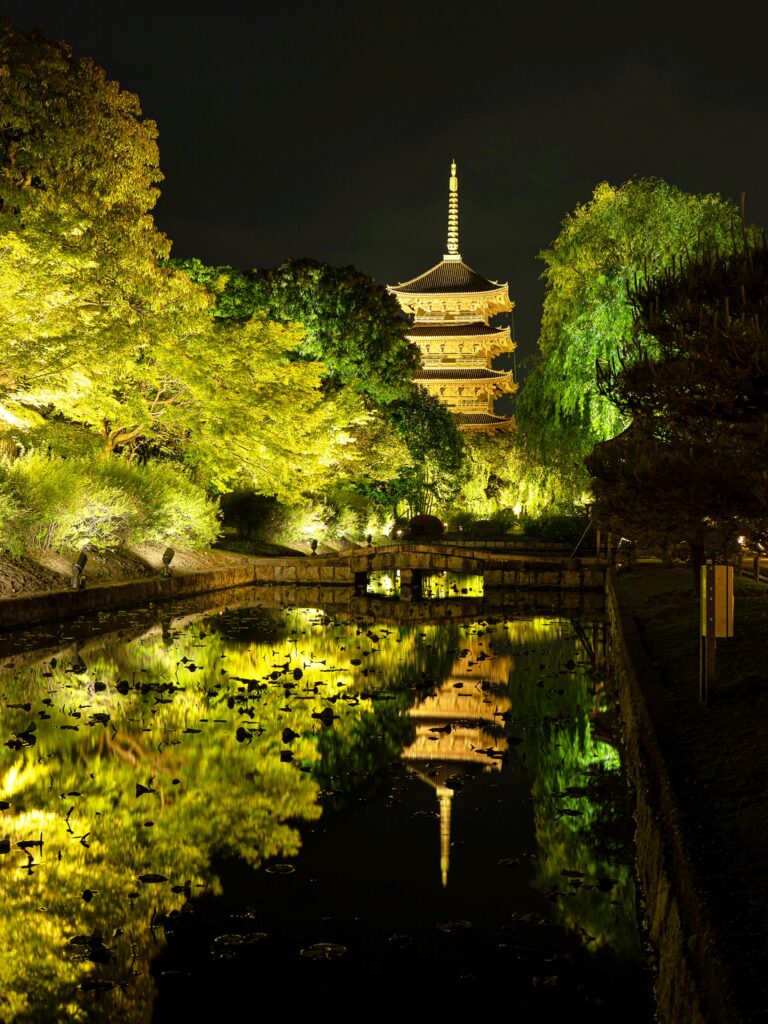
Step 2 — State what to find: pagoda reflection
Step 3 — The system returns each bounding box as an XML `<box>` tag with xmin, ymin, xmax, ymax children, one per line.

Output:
<box><xmin>400</xmin><ymin>629</ymin><xmax>513</xmax><ymax>885</ymax></box>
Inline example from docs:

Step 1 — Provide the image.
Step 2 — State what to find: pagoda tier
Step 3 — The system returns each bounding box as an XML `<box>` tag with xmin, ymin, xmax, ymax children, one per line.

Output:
<box><xmin>388</xmin><ymin>162</ymin><xmax>516</xmax><ymax>431</ymax></box>
<box><xmin>407</xmin><ymin>322</ymin><xmax>512</xmax><ymax>365</ymax></box>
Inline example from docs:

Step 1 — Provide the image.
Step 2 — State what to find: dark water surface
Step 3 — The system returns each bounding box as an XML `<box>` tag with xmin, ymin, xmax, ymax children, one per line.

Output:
<box><xmin>0</xmin><ymin>586</ymin><xmax>655</xmax><ymax>1022</ymax></box>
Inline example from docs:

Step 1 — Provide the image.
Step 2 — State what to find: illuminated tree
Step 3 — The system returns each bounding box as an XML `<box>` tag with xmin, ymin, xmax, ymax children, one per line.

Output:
<box><xmin>0</xmin><ymin>24</ymin><xmax>368</xmax><ymax>509</ymax></box>
<box><xmin>588</xmin><ymin>238</ymin><xmax>768</xmax><ymax>564</ymax></box>
<box><xmin>177</xmin><ymin>258</ymin><xmax>465</xmax><ymax>519</ymax></box>
<box><xmin>178</xmin><ymin>258</ymin><xmax>420</xmax><ymax>404</ymax></box>
<box><xmin>0</xmin><ymin>20</ymin><xmax>170</xmax><ymax>391</ymax></box>
<box><xmin>516</xmin><ymin>179</ymin><xmax>743</xmax><ymax>503</ymax></box>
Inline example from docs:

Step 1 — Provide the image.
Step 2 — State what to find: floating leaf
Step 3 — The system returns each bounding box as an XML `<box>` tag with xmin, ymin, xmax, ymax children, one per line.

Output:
<box><xmin>212</xmin><ymin>933</ymin><xmax>267</xmax><ymax>948</ymax></box>
<box><xmin>300</xmin><ymin>942</ymin><xmax>346</xmax><ymax>959</ymax></box>
<box><xmin>138</xmin><ymin>873</ymin><xmax>168</xmax><ymax>884</ymax></box>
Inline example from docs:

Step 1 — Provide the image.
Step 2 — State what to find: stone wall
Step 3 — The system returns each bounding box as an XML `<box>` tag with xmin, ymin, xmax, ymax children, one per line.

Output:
<box><xmin>606</xmin><ymin>570</ymin><xmax>734</xmax><ymax>1024</ymax></box>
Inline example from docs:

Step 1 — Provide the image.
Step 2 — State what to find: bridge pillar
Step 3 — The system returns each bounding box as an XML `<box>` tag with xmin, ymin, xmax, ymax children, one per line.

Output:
<box><xmin>399</xmin><ymin>568</ymin><xmax>423</xmax><ymax>601</ymax></box>
<box><xmin>354</xmin><ymin>571</ymin><xmax>369</xmax><ymax>595</ymax></box>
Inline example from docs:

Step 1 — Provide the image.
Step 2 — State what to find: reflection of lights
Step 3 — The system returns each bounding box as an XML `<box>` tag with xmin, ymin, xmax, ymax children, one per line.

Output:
<box><xmin>738</xmin><ymin>536</ymin><xmax>745</xmax><ymax>546</ymax></box>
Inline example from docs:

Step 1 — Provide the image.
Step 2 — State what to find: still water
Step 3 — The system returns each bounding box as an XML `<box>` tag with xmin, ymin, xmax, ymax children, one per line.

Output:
<box><xmin>0</xmin><ymin>586</ymin><xmax>655</xmax><ymax>1022</ymax></box>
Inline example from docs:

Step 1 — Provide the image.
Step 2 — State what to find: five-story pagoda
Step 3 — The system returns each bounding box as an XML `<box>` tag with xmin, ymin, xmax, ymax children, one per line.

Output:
<box><xmin>388</xmin><ymin>162</ymin><xmax>516</xmax><ymax>429</ymax></box>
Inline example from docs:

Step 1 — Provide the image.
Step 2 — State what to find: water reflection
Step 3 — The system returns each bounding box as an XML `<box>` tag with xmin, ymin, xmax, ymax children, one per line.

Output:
<box><xmin>365</xmin><ymin>570</ymin><xmax>484</xmax><ymax>599</ymax></box>
<box><xmin>421</xmin><ymin>571</ymin><xmax>484</xmax><ymax>598</ymax></box>
<box><xmin>0</xmin><ymin>592</ymin><xmax>651</xmax><ymax>1021</ymax></box>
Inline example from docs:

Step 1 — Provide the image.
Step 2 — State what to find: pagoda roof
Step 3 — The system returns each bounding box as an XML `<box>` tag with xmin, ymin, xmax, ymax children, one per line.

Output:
<box><xmin>390</xmin><ymin>258</ymin><xmax>505</xmax><ymax>295</ymax></box>
<box><xmin>415</xmin><ymin>367</ymin><xmax>512</xmax><ymax>381</ymax></box>
<box><xmin>407</xmin><ymin>323</ymin><xmax>507</xmax><ymax>338</ymax></box>
<box><xmin>456</xmin><ymin>412</ymin><xmax>513</xmax><ymax>427</ymax></box>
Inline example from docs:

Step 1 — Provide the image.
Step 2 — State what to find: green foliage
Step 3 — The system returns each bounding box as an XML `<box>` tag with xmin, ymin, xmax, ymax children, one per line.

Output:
<box><xmin>0</xmin><ymin>20</ymin><xmax>169</xmax><ymax>392</ymax></box>
<box><xmin>176</xmin><ymin>258</ymin><xmax>464</xmax><ymax>516</ymax></box>
<box><xmin>1</xmin><ymin>25</ymin><xmax>358</xmax><ymax>515</ymax></box>
<box><xmin>516</xmin><ymin>179</ymin><xmax>744</xmax><ymax>505</ymax></box>
<box><xmin>590</xmin><ymin>237</ymin><xmax>768</xmax><ymax>559</ymax></box>
<box><xmin>90</xmin><ymin>457</ymin><xmax>221</xmax><ymax>548</ymax></box>
<box><xmin>519</xmin><ymin>510</ymin><xmax>592</xmax><ymax>546</ymax></box>
<box><xmin>0</xmin><ymin>452</ymin><xmax>219</xmax><ymax>552</ymax></box>
<box><xmin>405</xmin><ymin>514</ymin><xmax>445</xmax><ymax>539</ymax></box>
<box><xmin>177</xmin><ymin>257</ymin><xmax>420</xmax><ymax>404</ymax></box>
<box><xmin>364</xmin><ymin>385</ymin><xmax>464</xmax><ymax>517</ymax></box>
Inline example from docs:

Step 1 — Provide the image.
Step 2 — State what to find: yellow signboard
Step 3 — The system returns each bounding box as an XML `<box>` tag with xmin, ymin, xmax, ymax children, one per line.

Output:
<box><xmin>700</xmin><ymin>564</ymin><xmax>734</xmax><ymax>638</ymax></box>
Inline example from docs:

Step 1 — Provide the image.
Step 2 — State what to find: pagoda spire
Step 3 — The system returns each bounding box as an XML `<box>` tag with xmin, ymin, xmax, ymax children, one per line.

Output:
<box><xmin>445</xmin><ymin>160</ymin><xmax>460</xmax><ymax>260</ymax></box>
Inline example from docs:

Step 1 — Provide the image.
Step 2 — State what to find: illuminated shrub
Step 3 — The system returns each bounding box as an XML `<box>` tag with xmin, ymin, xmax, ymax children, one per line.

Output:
<box><xmin>0</xmin><ymin>484</ymin><xmax>25</xmax><ymax>555</ymax></box>
<box><xmin>91</xmin><ymin>458</ymin><xmax>220</xmax><ymax>549</ymax></box>
<box><xmin>0</xmin><ymin>453</ymin><xmax>219</xmax><ymax>551</ymax></box>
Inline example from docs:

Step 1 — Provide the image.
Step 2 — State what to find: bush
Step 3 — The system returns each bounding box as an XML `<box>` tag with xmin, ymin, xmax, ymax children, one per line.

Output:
<box><xmin>0</xmin><ymin>483</ymin><xmax>25</xmax><ymax>555</ymax></box>
<box><xmin>92</xmin><ymin>458</ymin><xmax>220</xmax><ymax>549</ymax></box>
<box><xmin>0</xmin><ymin>452</ymin><xmax>220</xmax><ymax>552</ymax></box>
<box><xmin>2</xmin><ymin>452</ymin><xmax>134</xmax><ymax>550</ymax></box>
<box><xmin>407</xmin><ymin>514</ymin><xmax>445</xmax><ymax>539</ymax></box>
<box><xmin>520</xmin><ymin>511</ymin><xmax>593</xmax><ymax>547</ymax></box>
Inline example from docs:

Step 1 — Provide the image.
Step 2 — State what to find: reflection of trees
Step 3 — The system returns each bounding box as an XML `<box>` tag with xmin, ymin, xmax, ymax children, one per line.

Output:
<box><xmin>502</xmin><ymin>619</ymin><xmax>640</xmax><ymax>958</ymax></box>
<box><xmin>0</xmin><ymin>604</ymin><xmax>642</xmax><ymax>1021</ymax></box>
<box><xmin>0</xmin><ymin>607</ymin><xmax>439</xmax><ymax>1022</ymax></box>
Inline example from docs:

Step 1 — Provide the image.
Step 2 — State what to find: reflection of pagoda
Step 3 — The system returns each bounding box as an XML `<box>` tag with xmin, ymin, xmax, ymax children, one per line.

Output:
<box><xmin>400</xmin><ymin>636</ymin><xmax>513</xmax><ymax>885</ymax></box>
<box><xmin>388</xmin><ymin>163</ymin><xmax>517</xmax><ymax>431</ymax></box>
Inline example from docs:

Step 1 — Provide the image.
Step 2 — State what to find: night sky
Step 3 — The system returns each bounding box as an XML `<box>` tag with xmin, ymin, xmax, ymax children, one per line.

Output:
<box><xmin>6</xmin><ymin>0</ymin><xmax>768</xmax><ymax>368</ymax></box>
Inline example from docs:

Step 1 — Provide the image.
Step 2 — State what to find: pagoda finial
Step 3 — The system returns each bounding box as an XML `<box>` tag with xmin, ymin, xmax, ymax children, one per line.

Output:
<box><xmin>445</xmin><ymin>160</ymin><xmax>460</xmax><ymax>261</ymax></box>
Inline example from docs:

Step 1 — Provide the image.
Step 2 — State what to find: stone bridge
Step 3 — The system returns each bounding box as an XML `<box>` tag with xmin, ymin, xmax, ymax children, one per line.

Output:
<box><xmin>251</xmin><ymin>542</ymin><xmax>606</xmax><ymax>594</ymax></box>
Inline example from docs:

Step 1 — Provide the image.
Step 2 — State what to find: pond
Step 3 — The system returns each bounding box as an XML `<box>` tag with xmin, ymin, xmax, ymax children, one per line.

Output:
<box><xmin>0</xmin><ymin>586</ymin><xmax>655</xmax><ymax>1022</ymax></box>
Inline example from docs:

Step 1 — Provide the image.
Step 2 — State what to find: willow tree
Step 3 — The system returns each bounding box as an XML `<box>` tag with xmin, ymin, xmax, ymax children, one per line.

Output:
<box><xmin>516</xmin><ymin>179</ymin><xmax>744</xmax><ymax>505</ymax></box>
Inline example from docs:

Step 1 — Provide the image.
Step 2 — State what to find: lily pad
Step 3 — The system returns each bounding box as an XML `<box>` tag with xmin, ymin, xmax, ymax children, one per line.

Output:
<box><xmin>300</xmin><ymin>942</ymin><xmax>347</xmax><ymax>959</ymax></box>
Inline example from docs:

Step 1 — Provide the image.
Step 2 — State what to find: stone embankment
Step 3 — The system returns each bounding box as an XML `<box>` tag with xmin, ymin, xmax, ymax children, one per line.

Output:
<box><xmin>0</xmin><ymin>543</ymin><xmax>607</xmax><ymax>631</ymax></box>
<box><xmin>606</xmin><ymin>568</ymin><xmax>762</xmax><ymax>1024</ymax></box>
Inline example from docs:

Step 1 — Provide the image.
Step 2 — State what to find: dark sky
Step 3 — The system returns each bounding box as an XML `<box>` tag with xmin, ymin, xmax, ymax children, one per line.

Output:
<box><xmin>6</xmin><ymin>0</ymin><xmax>768</xmax><ymax>367</ymax></box>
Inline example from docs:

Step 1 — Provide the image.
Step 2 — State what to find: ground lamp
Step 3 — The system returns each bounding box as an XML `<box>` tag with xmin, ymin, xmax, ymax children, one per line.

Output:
<box><xmin>162</xmin><ymin>547</ymin><xmax>175</xmax><ymax>577</ymax></box>
<box><xmin>71</xmin><ymin>550</ymin><xmax>87</xmax><ymax>590</ymax></box>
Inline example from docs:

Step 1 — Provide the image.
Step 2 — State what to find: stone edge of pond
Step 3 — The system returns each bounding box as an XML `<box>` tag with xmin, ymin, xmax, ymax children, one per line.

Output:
<box><xmin>607</xmin><ymin>568</ymin><xmax>737</xmax><ymax>1024</ymax></box>
<box><xmin>0</xmin><ymin>564</ymin><xmax>260</xmax><ymax>632</ymax></box>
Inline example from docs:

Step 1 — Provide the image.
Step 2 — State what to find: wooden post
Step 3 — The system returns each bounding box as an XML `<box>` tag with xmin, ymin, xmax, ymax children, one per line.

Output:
<box><xmin>699</xmin><ymin>635</ymin><xmax>716</xmax><ymax>705</ymax></box>
<box><xmin>595</xmin><ymin>529</ymin><xmax>602</xmax><ymax>558</ymax></box>
<box><xmin>699</xmin><ymin>563</ymin><xmax>734</xmax><ymax>704</ymax></box>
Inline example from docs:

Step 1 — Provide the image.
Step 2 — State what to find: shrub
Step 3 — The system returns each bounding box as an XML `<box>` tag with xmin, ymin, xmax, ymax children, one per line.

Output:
<box><xmin>3</xmin><ymin>452</ymin><xmax>134</xmax><ymax>550</ymax></box>
<box><xmin>0</xmin><ymin>481</ymin><xmax>25</xmax><ymax>555</ymax></box>
<box><xmin>520</xmin><ymin>511</ymin><xmax>593</xmax><ymax>547</ymax></box>
<box><xmin>92</xmin><ymin>458</ymin><xmax>220</xmax><ymax>549</ymax></box>
<box><xmin>0</xmin><ymin>452</ymin><xmax>220</xmax><ymax>552</ymax></box>
<box><xmin>407</xmin><ymin>514</ymin><xmax>445</xmax><ymax>539</ymax></box>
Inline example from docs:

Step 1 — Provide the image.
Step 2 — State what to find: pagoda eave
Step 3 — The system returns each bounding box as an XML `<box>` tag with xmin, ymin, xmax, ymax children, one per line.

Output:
<box><xmin>457</xmin><ymin>414</ymin><xmax>516</xmax><ymax>432</ymax></box>
<box><xmin>394</xmin><ymin>290</ymin><xmax>513</xmax><ymax>318</ymax></box>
